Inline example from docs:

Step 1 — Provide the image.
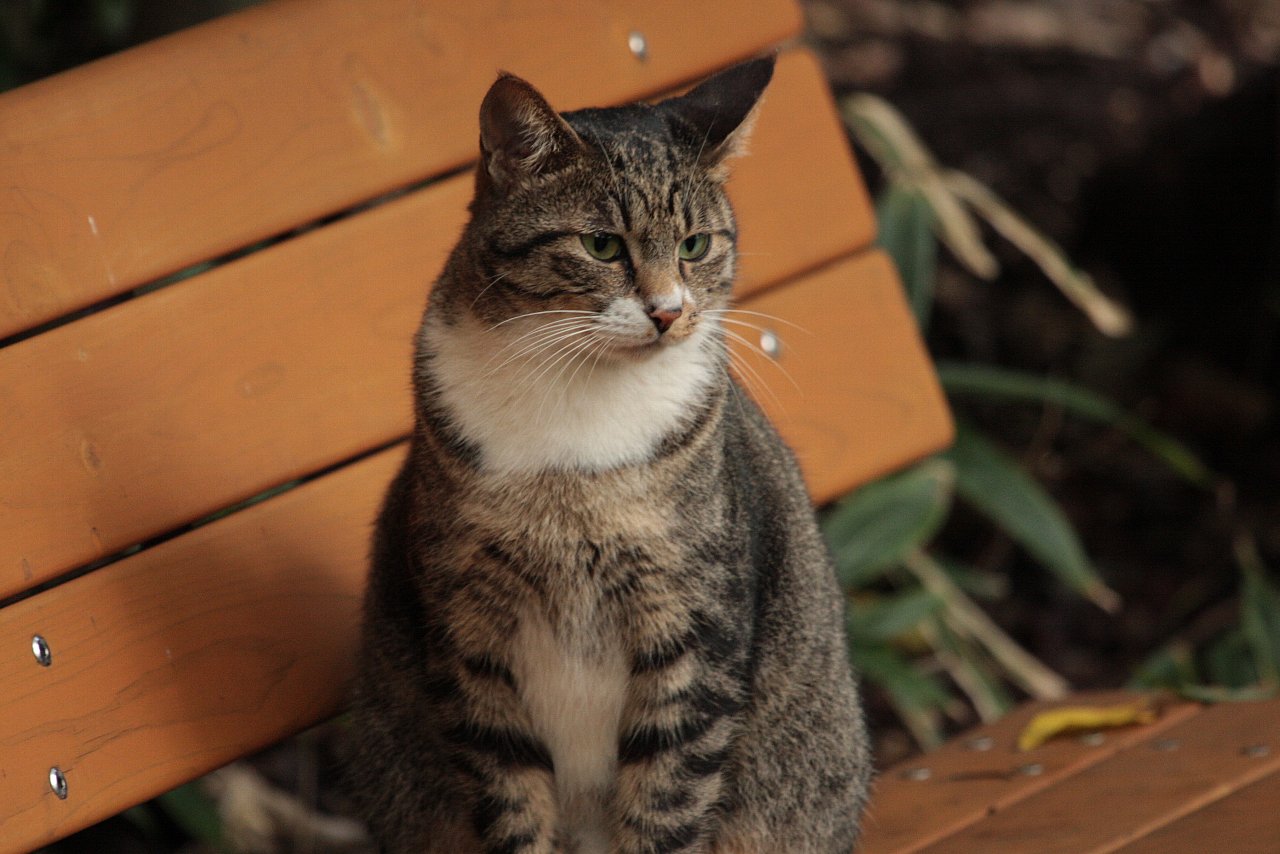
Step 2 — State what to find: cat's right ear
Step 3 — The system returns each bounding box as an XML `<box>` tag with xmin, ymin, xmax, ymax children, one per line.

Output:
<box><xmin>478</xmin><ymin>73</ymin><xmax>584</xmax><ymax>190</ymax></box>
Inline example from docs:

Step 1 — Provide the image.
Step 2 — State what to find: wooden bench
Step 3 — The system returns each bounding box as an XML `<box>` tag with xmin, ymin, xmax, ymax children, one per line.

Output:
<box><xmin>861</xmin><ymin>691</ymin><xmax>1280</xmax><ymax>853</ymax></box>
<box><xmin>0</xmin><ymin>0</ymin><xmax>952</xmax><ymax>849</ymax></box>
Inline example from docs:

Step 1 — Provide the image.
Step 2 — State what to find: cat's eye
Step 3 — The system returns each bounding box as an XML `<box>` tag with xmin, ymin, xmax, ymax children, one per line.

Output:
<box><xmin>581</xmin><ymin>233</ymin><xmax>624</xmax><ymax>262</ymax></box>
<box><xmin>679</xmin><ymin>233</ymin><xmax>711</xmax><ymax>261</ymax></box>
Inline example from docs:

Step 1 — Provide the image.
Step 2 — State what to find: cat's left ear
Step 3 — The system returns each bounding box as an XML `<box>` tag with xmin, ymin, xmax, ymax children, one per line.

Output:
<box><xmin>660</xmin><ymin>55</ymin><xmax>775</xmax><ymax>180</ymax></box>
<box><xmin>479</xmin><ymin>72</ymin><xmax>585</xmax><ymax>190</ymax></box>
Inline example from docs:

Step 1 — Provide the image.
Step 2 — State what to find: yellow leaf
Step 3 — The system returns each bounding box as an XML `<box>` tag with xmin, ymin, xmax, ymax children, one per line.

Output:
<box><xmin>1017</xmin><ymin>698</ymin><xmax>1161</xmax><ymax>751</ymax></box>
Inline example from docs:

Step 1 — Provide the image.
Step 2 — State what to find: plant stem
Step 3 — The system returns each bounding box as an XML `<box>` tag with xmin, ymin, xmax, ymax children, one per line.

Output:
<box><xmin>905</xmin><ymin>549</ymin><xmax>1070</xmax><ymax>700</ymax></box>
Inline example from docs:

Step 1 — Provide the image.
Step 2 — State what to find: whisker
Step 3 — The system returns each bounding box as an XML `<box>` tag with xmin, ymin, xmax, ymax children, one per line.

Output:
<box><xmin>702</xmin><ymin>308</ymin><xmax>812</xmax><ymax>335</ymax></box>
<box><xmin>471</xmin><ymin>271</ymin><xmax>512</xmax><ymax>308</ymax></box>
<box><xmin>532</xmin><ymin>334</ymin><xmax>602</xmax><ymax>424</ymax></box>
<box><xmin>719</xmin><ymin>327</ymin><xmax>801</xmax><ymax>396</ymax></box>
<box><xmin>725</xmin><ymin>346</ymin><xmax>781</xmax><ymax>412</ymax></box>
<box><xmin>482</xmin><ymin>320</ymin><xmax>595</xmax><ymax>375</ymax></box>
<box><xmin>487</xmin><ymin>308</ymin><xmax>595</xmax><ymax>332</ymax></box>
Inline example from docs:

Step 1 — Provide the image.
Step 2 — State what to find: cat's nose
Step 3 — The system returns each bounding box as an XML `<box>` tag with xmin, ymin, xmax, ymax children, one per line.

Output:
<box><xmin>647</xmin><ymin>303</ymin><xmax>683</xmax><ymax>334</ymax></box>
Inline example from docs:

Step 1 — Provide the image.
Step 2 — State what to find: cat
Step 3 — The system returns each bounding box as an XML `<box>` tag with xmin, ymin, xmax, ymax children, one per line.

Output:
<box><xmin>342</xmin><ymin>55</ymin><xmax>871</xmax><ymax>854</ymax></box>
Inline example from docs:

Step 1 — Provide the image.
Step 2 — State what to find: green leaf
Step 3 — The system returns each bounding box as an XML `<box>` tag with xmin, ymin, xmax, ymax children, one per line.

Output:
<box><xmin>928</xmin><ymin>615</ymin><xmax>1015</xmax><ymax>721</ymax></box>
<box><xmin>848</xmin><ymin>637</ymin><xmax>950</xmax><ymax>748</ymax></box>
<box><xmin>1128</xmin><ymin>641</ymin><xmax>1199</xmax><ymax>691</ymax></box>
<box><xmin>937</xmin><ymin>362</ymin><xmax>1213</xmax><ymax>487</ymax></box>
<box><xmin>1176</xmin><ymin>683</ymin><xmax>1279</xmax><ymax>703</ymax></box>
<box><xmin>943</xmin><ymin>424</ymin><xmax>1119</xmax><ymax>612</ymax></box>
<box><xmin>823</xmin><ymin>458</ymin><xmax>955</xmax><ymax>587</ymax></box>
<box><xmin>1237</xmin><ymin>537</ymin><xmax>1280</xmax><ymax>686</ymax></box>
<box><xmin>848</xmin><ymin>589</ymin><xmax>945</xmax><ymax>642</ymax></box>
<box><xmin>155</xmin><ymin>782</ymin><xmax>226</xmax><ymax>851</ymax></box>
<box><xmin>877</xmin><ymin>185</ymin><xmax>938</xmax><ymax>329</ymax></box>
<box><xmin>1203</xmin><ymin>627</ymin><xmax>1259</xmax><ymax>688</ymax></box>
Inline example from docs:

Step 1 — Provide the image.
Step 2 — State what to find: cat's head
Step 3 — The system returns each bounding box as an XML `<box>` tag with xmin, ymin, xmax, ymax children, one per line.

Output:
<box><xmin>445</xmin><ymin>56</ymin><xmax>774</xmax><ymax>364</ymax></box>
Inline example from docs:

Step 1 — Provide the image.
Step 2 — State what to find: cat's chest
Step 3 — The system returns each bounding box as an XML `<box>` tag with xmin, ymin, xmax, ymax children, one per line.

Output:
<box><xmin>511</xmin><ymin>606</ymin><xmax>627</xmax><ymax>848</ymax></box>
<box><xmin>424</xmin><ymin>315</ymin><xmax>718</xmax><ymax>474</ymax></box>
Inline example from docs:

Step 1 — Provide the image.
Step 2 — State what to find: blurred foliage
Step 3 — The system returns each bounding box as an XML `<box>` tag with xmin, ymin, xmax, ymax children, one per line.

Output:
<box><xmin>830</xmin><ymin>93</ymin><xmax>1277</xmax><ymax>749</ymax></box>
<box><xmin>0</xmin><ymin>0</ymin><xmax>259</xmax><ymax>93</ymax></box>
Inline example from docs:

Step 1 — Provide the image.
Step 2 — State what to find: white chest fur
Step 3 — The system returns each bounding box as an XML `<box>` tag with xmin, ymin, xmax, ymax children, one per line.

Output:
<box><xmin>511</xmin><ymin>612</ymin><xmax>627</xmax><ymax>852</ymax></box>
<box><xmin>423</xmin><ymin>314</ymin><xmax>719</xmax><ymax>474</ymax></box>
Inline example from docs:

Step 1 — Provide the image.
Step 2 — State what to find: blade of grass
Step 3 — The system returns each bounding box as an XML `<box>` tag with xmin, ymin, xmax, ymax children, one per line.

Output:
<box><xmin>848</xmin><ymin>589</ymin><xmax>945</xmax><ymax>642</ymax></box>
<box><xmin>905</xmin><ymin>548</ymin><xmax>1070</xmax><ymax>699</ymax></box>
<box><xmin>848</xmin><ymin>636</ymin><xmax>950</xmax><ymax>748</ymax></box>
<box><xmin>937</xmin><ymin>361</ymin><xmax>1213</xmax><ymax>487</ymax></box>
<box><xmin>944</xmin><ymin>424</ymin><xmax>1121</xmax><ymax>613</ymax></box>
<box><xmin>842</xmin><ymin>94</ymin><xmax>999</xmax><ymax>279</ymax></box>
<box><xmin>877</xmin><ymin>185</ymin><xmax>939</xmax><ymax>328</ymax></box>
<box><xmin>823</xmin><ymin>458</ymin><xmax>955</xmax><ymax>587</ymax></box>
<box><xmin>1236</xmin><ymin>534</ymin><xmax>1280</xmax><ymax>687</ymax></box>
<box><xmin>942</xmin><ymin>169</ymin><xmax>1132</xmax><ymax>336</ymax></box>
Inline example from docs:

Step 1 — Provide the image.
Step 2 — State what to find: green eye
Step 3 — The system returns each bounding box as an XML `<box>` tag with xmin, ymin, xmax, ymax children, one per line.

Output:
<box><xmin>679</xmin><ymin>233</ymin><xmax>710</xmax><ymax>261</ymax></box>
<box><xmin>581</xmin><ymin>233</ymin><xmax>624</xmax><ymax>261</ymax></box>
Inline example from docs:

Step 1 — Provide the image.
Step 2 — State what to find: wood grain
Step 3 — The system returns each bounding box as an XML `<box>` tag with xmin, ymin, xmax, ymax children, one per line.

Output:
<box><xmin>858</xmin><ymin>692</ymin><xmax>1204</xmax><ymax>854</ymax></box>
<box><xmin>0</xmin><ymin>253</ymin><xmax>948</xmax><ymax>851</ymax></box>
<box><xmin>1111</xmin><ymin>767</ymin><xmax>1280</xmax><ymax>854</ymax></box>
<box><xmin>0</xmin><ymin>50</ymin><xmax>880</xmax><ymax>600</ymax></box>
<box><xmin>914</xmin><ymin>698</ymin><xmax>1280</xmax><ymax>854</ymax></box>
<box><xmin>728</xmin><ymin>250</ymin><xmax>953</xmax><ymax>503</ymax></box>
<box><xmin>0</xmin><ymin>448</ymin><xmax>402</xmax><ymax>854</ymax></box>
<box><xmin>0</xmin><ymin>0</ymin><xmax>803</xmax><ymax>340</ymax></box>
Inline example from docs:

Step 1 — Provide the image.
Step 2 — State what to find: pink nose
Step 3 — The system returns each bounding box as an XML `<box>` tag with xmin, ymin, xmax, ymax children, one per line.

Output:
<box><xmin>647</xmin><ymin>304</ymin><xmax>683</xmax><ymax>334</ymax></box>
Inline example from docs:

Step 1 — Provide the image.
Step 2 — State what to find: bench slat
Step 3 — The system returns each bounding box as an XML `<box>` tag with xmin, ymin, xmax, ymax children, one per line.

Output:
<box><xmin>914</xmin><ymin>698</ymin><xmax>1280</xmax><ymax>854</ymax></box>
<box><xmin>0</xmin><ymin>49</ymin><xmax>879</xmax><ymax>600</ymax></box>
<box><xmin>1111</xmin><ymin>767</ymin><xmax>1280</xmax><ymax>854</ymax></box>
<box><xmin>0</xmin><ymin>249</ymin><xmax>945</xmax><ymax>852</ymax></box>
<box><xmin>0</xmin><ymin>448</ymin><xmax>401</xmax><ymax>854</ymax></box>
<box><xmin>0</xmin><ymin>0</ymin><xmax>801</xmax><ymax>341</ymax></box>
<box><xmin>858</xmin><ymin>692</ymin><xmax>1205</xmax><ymax>854</ymax></box>
<box><xmin>729</xmin><ymin>250</ymin><xmax>951</xmax><ymax>501</ymax></box>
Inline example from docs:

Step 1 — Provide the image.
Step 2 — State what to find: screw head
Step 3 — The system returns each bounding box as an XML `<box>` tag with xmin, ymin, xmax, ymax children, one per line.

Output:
<box><xmin>759</xmin><ymin>329</ymin><xmax>781</xmax><ymax>358</ymax></box>
<box><xmin>627</xmin><ymin>31</ymin><xmax>648</xmax><ymax>61</ymax></box>
<box><xmin>1152</xmin><ymin>738</ymin><xmax>1181</xmax><ymax>752</ymax></box>
<box><xmin>1241</xmin><ymin>743</ymin><xmax>1271</xmax><ymax>758</ymax></box>
<box><xmin>901</xmin><ymin>766</ymin><xmax>932</xmax><ymax>781</ymax></box>
<box><xmin>49</xmin><ymin>767</ymin><xmax>67</xmax><ymax>799</ymax></box>
<box><xmin>1018</xmin><ymin>762</ymin><xmax>1044</xmax><ymax>777</ymax></box>
<box><xmin>966</xmin><ymin>735</ymin><xmax>995</xmax><ymax>752</ymax></box>
<box><xmin>1079</xmin><ymin>732</ymin><xmax>1106</xmax><ymax>747</ymax></box>
<box><xmin>32</xmin><ymin>635</ymin><xmax>52</xmax><ymax>667</ymax></box>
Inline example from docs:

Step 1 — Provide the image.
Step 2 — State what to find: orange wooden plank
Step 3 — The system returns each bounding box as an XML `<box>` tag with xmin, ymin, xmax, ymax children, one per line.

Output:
<box><xmin>732</xmin><ymin>250</ymin><xmax>953</xmax><ymax>503</ymax></box>
<box><xmin>0</xmin><ymin>0</ymin><xmax>802</xmax><ymax>340</ymax></box>
<box><xmin>858</xmin><ymin>692</ymin><xmax>1204</xmax><ymax>854</ymax></box>
<box><xmin>730</xmin><ymin>49</ymin><xmax>876</xmax><ymax>297</ymax></box>
<box><xmin>0</xmin><ymin>50</ymin><xmax>878</xmax><ymax>600</ymax></box>
<box><xmin>0</xmin><ymin>253</ymin><xmax>946</xmax><ymax>850</ymax></box>
<box><xmin>913</xmin><ymin>698</ymin><xmax>1280</xmax><ymax>854</ymax></box>
<box><xmin>1112</xmin><ymin>767</ymin><xmax>1280</xmax><ymax>854</ymax></box>
<box><xmin>0</xmin><ymin>447</ymin><xmax>403</xmax><ymax>854</ymax></box>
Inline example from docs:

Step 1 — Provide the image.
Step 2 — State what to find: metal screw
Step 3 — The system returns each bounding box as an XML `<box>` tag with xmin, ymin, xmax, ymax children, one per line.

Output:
<box><xmin>1079</xmin><ymin>732</ymin><xmax>1106</xmax><ymax>747</ymax></box>
<box><xmin>1241</xmin><ymin>743</ymin><xmax>1271</xmax><ymax>758</ymax></box>
<box><xmin>1152</xmin><ymin>738</ymin><xmax>1181</xmax><ymax>752</ymax></box>
<box><xmin>628</xmin><ymin>31</ymin><xmax>648</xmax><ymax>61</ymax></box>
<box><xmin>32</xmin><ymin>634</ymin><xmax>52</xmax><ymax>667</ymax></box>
<box><xmin>759</xmin><ymin>329</ymin><xmax>781</xmax><ymax>358</ymax></box>
<box><xmin>901</xmin><ymin>766</ymin><xmax>932</xmax><ymax>781</ymax></box>
<box><xmin>49</xmin><ymin>767</ymin><xmax>67</xmax><ymax>799</ymax></box>
<box><xmin>1018</xmin><ymin>763</ymin><xmax>1044</xmax><ymax>777</ymax></box>
<box><xmin>966</xmin><ymin>735</ymin><xmax>995</xmax><ymax>752</ymax></box>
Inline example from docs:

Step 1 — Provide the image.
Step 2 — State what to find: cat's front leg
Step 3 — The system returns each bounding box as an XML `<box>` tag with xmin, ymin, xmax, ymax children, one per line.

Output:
<box><xmin>609</xmin><ymin>652</ymin><xmax>744</xmax><ymax>854</ymax></box>
<box><xmin>450</xmin><ymin>736</ymin><xmax>561</xmax><ymax>854</ymax></box>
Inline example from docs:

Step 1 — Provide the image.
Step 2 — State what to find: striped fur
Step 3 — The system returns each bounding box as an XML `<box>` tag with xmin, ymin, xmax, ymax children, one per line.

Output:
<box><xmin>343</xmin><ymin>57</ymin><xmax>870</xmax><ymax>853</ymax></box>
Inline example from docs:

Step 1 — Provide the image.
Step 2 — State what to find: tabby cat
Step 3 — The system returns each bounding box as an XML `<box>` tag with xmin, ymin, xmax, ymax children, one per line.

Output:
<box><xmin>343</xmin><ymin>56</ymin><xmax>870</xmax><ymax>853</ymax></box>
